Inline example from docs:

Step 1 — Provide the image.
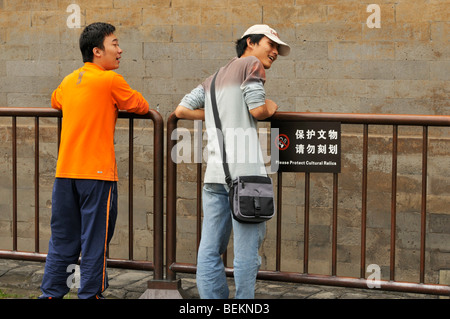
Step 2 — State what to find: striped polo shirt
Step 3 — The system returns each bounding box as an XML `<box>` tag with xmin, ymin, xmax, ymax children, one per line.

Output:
<box><xmin>179</xmin><ymin>56</ymin><xmax>268</xmax><ymax>184</ymax></box>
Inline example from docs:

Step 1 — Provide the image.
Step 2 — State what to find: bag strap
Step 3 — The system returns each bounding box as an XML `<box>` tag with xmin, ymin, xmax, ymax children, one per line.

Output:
<box><xmin>210</xmin><ymin>71</ymin><xmax>232</xmax><ymax>187</ymax></box>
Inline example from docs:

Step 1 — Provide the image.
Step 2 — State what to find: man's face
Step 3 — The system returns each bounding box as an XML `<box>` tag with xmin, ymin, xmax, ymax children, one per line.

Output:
<box><xmin>249</xmin><ymin>36</ymin><xmax>279</xmax><ymax>69</ymax></box>
<box><xmin>95</xmin><ymin>34</ymin><xmax>122</xmax><ymax>70</ymax></box>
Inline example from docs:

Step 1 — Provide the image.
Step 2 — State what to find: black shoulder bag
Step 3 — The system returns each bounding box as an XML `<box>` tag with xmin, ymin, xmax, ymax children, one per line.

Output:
<box><xmin>210</xmin><ymin>71</ymin><xmax>275</xmax><ymax>224</ymax></box>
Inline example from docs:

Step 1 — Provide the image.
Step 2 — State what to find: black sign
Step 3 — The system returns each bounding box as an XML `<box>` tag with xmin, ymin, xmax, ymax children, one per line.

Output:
<box><xmin>271</xmin><ymin>121</ymin><xmax>341</xmax><ymax>173</ymax></box>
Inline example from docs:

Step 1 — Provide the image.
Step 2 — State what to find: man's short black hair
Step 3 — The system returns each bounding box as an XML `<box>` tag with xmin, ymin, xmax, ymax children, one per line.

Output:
<box><xmin>235</xmin><ymin>34</ymin><xmax>265</xmax><ymax>58</ymax></box>
<box><xmin>79</xmin><ymin>22</ymin><xmax>116</xmax><ymax>63</ymax></box>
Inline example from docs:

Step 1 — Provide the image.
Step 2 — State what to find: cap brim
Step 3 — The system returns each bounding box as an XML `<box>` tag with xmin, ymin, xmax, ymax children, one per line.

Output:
<box><xmin>265</xmin><ymin>34</ymin><xmax>290</xmax><ymax>56</ymax></box>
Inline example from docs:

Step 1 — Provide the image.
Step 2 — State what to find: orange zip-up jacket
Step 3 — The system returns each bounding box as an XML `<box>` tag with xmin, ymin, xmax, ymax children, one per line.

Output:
<box><xmin>51</xmin><ymin>62</ymin><xmax>149</xmax><ymax>181</ymax></box>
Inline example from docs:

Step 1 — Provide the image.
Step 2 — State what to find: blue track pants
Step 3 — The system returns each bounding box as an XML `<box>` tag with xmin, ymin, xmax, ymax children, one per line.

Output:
<box><xmin>40</xmin><ymin>178</ymin><xmax>118</xmax><ymax>299</ymax></box>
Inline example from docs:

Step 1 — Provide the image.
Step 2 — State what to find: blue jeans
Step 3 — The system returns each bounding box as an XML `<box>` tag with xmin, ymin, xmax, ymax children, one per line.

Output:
<box><xmin>196</xmin><ymin>183</ymin><xmax>266</xmax><ymax>299</ymax></box>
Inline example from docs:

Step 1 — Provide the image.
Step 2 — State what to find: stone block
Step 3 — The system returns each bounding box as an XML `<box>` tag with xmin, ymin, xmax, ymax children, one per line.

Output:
<box><xmin>6</xmin><ymin>60</ymin><xmax>59</xmax><ymax>77</ymax></box>
<box><xmin>430</xmin><ymin>61</ymin><xmax>450</xmax><ymax>81</ymax></box>
<box><xmin>431</xmin><ymin>22</ymin><xmax>449</xmax><ymax>42</ymax></box>
<box><xmin>7</xmin><ymin>25</ymin><xmax>61</xmax><ymax>45</ymax></box>
<box><xmin>3</xmin><ymin>0</ymin><xmax>57</xmax><ymax>11</ymax></box>
<box><xmin>297</xmin><ymin>22</ymin><xmax>361</xmax><ymax>42</ymax></box>
<box><xmin>31</xmin><ymin>10</ymin><xmax>66</xmax><ymax>27</ymax></box>
<box><xmin>7</xmin><ymin>93</ymin><xmax>51</xmax><ymax>108</ymax></box>
<box><xmin>143</xmin><ymin>7</ymin><xmax>200</xmax><ymax>26</ymax></box>
<box><xmin>396</xmin><ymin>1</ymin><xmax>430</xmax><ymax>23</ymax></box>
<box><xmin>59</xmin><ymin>0</ymin><xmax>113</xmax><ymax>10</ymax></box>
<box><xmin>439</xmin><ymin>270</ymin><xmax>450</xmax><ymax>285</ymax></box>
<box><xmin>395</xmin><ymin>41</ymin><xmax>449</xmax><ymax>61</ymax></box>
<box><xmin>86</xmin><ymin>8</ymin><xmax>142</xmax><ymax>27</ymax></box>
<box><xmin>394</xmin><ymin>61</ymin><xmax>429</xmax><ymax>80</ymax></box>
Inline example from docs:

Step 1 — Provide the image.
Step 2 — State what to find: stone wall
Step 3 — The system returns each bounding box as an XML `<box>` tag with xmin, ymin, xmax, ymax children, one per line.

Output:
<box><xmin>0</xmin><ymin>0</ymin><xmax>448</xmax><ymax>285</ymax></box>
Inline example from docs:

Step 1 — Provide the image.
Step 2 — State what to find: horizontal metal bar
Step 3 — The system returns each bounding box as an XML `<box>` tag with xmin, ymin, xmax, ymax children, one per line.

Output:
<box><xmin>3</xmin><ymin>107</ymin><xmax>449</xmax><ymax>126</ymax></box>
<box><xmin>0</xmin><ymin>251</ymin><xmax>47</xmax><ymax>262</ymax></box>
<box><xmin>257</xmin><ymin>271</ymin><xmax>450</xmax><ymax>296</ymax></box>
<box><xmin>269</xmin><ymin>112</ymin><xmax>450</xmax><ymax>127</ymax></box>
<box><xmin>0</xmin><ymin>107</ymin><xmax>61</xmax><ymax>118</ymax></box>
<box><xmin>169</xmin><ymin>262</ymin><xmax>450</xmax><ymax>296</ymax></box>
<box><xmin>0</xmin><ymin>250</ymin><xmax>154</xmax><ymax>271</ymax></box>
<box><xmin>106</xmin><ymin>259</ymin><xmax>154</xmax><ymax>271</ymax></box>
<box><xmin>0</xmin><ymin>107</ymin><xmax>157</xmax><ymax>121</ymax></box>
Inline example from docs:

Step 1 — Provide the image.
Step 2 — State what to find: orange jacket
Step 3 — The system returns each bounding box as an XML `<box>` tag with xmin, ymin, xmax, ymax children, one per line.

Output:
<box><xmin>52</xmin><ymin>62</ymin><xmax>149</xmax><ymax>181</ymax></box>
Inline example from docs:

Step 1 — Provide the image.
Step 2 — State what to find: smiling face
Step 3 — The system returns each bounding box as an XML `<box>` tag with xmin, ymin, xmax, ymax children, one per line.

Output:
<box><xmin>244</xmin><ymin>36</ymin><xmax>279</xmax><ymax>69</ymax></box>
<box><xmin>93</xmin><ymin>34</ymin><xmax>123</xmax><ymax>70</ymax></box>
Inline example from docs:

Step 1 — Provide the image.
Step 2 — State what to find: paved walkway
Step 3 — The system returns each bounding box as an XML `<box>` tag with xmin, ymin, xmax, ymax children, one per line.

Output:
<box><xmin>0</xmin><ymin>259</ymin><xmax>442</xmax><ymax>299</ymax></box>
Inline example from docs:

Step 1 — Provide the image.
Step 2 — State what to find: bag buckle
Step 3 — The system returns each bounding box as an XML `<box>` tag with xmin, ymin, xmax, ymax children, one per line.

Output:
<box><xmin>254</xmin><ymin>197</ymin><xmax>261</xmax><ymax>210</ymax></box>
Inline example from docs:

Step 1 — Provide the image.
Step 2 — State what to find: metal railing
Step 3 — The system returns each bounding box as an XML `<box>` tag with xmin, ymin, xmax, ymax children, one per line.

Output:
<box><xmin>0</xmin><ymin>107</ymin><xmax>164</xmax><ymax>280</ymax></box>
<box><xmin>1</xmin><ymin>107</ymin><xmax>449</xmax><ymax>296</ymax></box>
<box><xmin>166</xmin><ymin>111</ymin><xmax>450</xmax><ymax>296</ymax></box>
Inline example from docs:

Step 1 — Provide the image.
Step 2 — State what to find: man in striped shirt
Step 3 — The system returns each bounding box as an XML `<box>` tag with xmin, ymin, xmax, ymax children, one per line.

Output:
<box><xmin>175</xmin><ymin>25</ymin><xmax>290</xmax><ymax>299</ymax></box>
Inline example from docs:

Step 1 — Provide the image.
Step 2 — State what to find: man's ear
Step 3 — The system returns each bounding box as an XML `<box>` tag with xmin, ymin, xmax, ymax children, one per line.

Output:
<box><xmin>93</xmin><ymin>47</ymin><xmax>102</xmax><ymax>58</ymax></box>
<box><xmin>246</xmin><ymin>37</ymin><xmax>255</xmax><ymax>50</ymax></box>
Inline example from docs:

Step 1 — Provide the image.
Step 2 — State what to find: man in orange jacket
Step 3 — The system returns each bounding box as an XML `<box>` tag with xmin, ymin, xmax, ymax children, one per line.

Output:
<box><xmin>39</xmin><ymin>22</ymin><xmax>149</xmax><ymax>299</ymax></box>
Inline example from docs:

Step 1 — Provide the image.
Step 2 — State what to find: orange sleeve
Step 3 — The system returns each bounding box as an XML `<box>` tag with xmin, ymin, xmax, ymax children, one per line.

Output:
<box><xmin>111</xmin><ymin>74</ymin><xmax>149</xmax><ymax>115</ymax></box>
<box><xmin>51</xmin><ymin>85</ymin><xmax>63</xmax><ymax>110</ymax></box>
